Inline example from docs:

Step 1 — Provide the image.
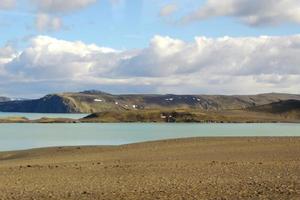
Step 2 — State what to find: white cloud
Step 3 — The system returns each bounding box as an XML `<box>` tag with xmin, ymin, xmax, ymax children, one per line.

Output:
<box><xmin>6</xmin><ymin>36</ymin><xmax>118</xmax><ymax>79</ymax></box>
<box><xmin>159</xmin><ymin>3</ymin><xmax>178</xmax><ymax>17</ymax></box>
<box><xmin>30</xmin><ymin>0</ymin><xmax>97</xmax><ymax>14</ymax></box>
<box><xmin>115</xmin><ymin>35</ymin><xmax>186</xmax><ymax>77</ymax></box>
<box><xmin>0</xmin><ymin>0</ymin><xmax>16</xmax><ymax>10</ymax></box>
<box><xmin>2</xmin><ymin>34</ymin><xmax>300</xmax><ymax>96</ymax></box>
<box><xmin>181</xmin><ymin>0</ymin><xmax>300</xmax><ymax>26</ymax></box>
<box><xmin>35</xmin><ymin>13</ymin><xmax>63</xmax><ymax>32</ymax></box>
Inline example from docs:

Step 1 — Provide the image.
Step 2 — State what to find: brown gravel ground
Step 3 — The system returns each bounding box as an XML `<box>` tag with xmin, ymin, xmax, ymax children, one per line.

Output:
<box><xmin>0</xmin><ymin>137</ymin><xmax>300</xmax><ymax>200</ymax></box>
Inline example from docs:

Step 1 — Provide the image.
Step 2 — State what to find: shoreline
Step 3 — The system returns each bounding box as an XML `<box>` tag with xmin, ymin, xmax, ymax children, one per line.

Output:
<box><xmin>1</xmin><ymin>117</ymin><xmax>300</xmax><ymax>124</ymax></box>
<box><xmin>1</xmin><ymin>137</ymin><xmax>300</xmax><ymax>199</ymax></box>
<box><xmin>1</xmin><ymin>136</ymin><xmax>300</xmax><ymax>153</ymax></box>
<box><xmin>1</xmin><ymin>108</ymin><xmax>300</xmax><ymax>123</ymax></box>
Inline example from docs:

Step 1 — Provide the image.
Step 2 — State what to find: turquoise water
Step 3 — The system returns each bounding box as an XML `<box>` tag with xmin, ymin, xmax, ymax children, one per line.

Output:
<box><xmin>0</xmin><ymin>112</ymin><xmax>87</xmax><ymax>120</ymax></box>
<box><xmin>0</xmin><ymin>123</ymin><xmax>300</xmax><ymax>152</ymax></box>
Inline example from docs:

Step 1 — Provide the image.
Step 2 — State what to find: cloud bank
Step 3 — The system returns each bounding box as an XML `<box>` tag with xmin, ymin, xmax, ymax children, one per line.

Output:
<box><xmin>1</xmin><ymin>34</ymin><xmax>300</xmax><ymax>97</ymax></box>
<box><xmin>181</xmin><ymin>0</ymin><xmax>300</xmax><ymax>26</ymax></box>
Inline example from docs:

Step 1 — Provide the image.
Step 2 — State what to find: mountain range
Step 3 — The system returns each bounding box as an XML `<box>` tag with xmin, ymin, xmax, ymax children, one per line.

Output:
<box><xmin>0</xmin><ymin>90</ymin><xmax>300</xmax><ymax>114</ymax></box>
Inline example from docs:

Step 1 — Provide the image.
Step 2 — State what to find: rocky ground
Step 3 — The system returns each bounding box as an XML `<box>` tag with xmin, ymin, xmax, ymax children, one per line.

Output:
<box><xmin>0</xmin><ymin>137</ymin><xmax>299</xmax><ymax>200</ymax></box>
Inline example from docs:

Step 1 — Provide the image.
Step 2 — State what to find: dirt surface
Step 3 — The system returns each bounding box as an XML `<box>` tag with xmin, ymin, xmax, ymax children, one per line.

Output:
<box><xmin>0</xmin><ymin>137</ymin><xmax>300</xmax><ymax>199</ymax></box>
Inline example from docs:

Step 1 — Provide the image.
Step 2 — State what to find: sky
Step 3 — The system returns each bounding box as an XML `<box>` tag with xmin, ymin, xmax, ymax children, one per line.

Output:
<box><xmin>1</xmin><ymin>0</ymin><xmax>300</xmax><ymax>98</ymax></box>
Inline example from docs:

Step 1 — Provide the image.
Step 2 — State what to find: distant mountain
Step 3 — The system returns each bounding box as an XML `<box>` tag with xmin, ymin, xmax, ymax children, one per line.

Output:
<box><xmin>0</xmin><ymin>97</ymin><xmax>11</xmax><ymax>103</ymax></box>
<box><xmin>1</xmin><ymin>91</ymin><xmax>300</xmax><ymax>114</ymax></box>
<box><xmin>0</xmin><ymin>97</ymin><xmax>27</xmax><ymax>103</ymax></box>
<box><xmin>0</xmin><ymin>95</ymin><xmax>76</xmax><ymax>113</ymax></box>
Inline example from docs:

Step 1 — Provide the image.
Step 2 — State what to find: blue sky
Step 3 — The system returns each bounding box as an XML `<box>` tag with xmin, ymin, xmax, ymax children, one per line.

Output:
<box><xmin>1</xmin><ymin>0</ymin><xmax>300</xmax><ymax>97</ymax></box>
<box><xmin>2</xmin><ymin>0</ymin><xmax>300</xmax><ymax>49</ymax></box>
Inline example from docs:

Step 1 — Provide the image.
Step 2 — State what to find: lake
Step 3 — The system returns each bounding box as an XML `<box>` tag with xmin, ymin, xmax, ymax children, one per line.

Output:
<box><xmin>1</xmin><ymin>122</ymin><xmax>300</xmax><ymax>152</ymax></box>
<box><xmin>0</xmin><ymin>112</ymin><xmax>87</xmax><ymax>120</ymax></box>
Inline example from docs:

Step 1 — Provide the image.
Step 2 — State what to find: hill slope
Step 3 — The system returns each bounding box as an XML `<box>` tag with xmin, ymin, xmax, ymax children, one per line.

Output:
<box><xmin>249</xmin><ymin>100</ymin><xmax>300</xmax><ymax>119</ymax></box>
